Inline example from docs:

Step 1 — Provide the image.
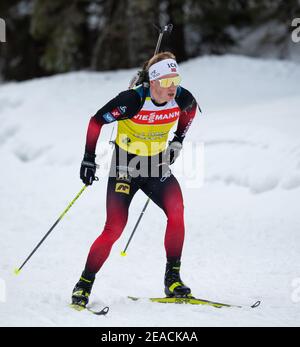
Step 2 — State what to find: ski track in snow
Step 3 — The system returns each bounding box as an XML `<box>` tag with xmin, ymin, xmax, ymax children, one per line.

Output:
<box><xmin>0</xmin><ymin>55</ymin><xmax>300</xmax><ymax>326</ymax></box>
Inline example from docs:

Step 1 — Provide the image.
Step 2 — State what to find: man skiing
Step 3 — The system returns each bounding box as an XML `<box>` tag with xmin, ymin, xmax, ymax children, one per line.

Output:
<box><xmin>72</xmin><ymin>52</ymin><xmax>198</xmax><ymax>308</ymax></box>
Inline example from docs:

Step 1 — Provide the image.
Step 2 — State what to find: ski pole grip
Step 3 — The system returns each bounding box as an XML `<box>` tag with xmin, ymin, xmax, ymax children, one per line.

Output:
<box><xmin>165</xmin><ymin>24</ymin><xmax>173</xmax><ymax>34</ymax></box>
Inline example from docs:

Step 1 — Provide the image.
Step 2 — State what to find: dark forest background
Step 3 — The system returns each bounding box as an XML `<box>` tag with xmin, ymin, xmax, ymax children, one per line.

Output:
<box><xmin>0</xmin><ymin>0</ymin><xmax>299</xmax><ymax>81</ymax></box>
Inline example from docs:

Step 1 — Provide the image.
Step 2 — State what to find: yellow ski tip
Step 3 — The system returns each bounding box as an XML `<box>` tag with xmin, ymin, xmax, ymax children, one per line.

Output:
<box><xmin>14</xmin><ymin>268</ymin><xmax>21</xmax><ymax>276</ymax></box>
<box><xmin>120</xmin><ymin>251</ymin><xmax>127</xmax><ymax>257</ymax></box>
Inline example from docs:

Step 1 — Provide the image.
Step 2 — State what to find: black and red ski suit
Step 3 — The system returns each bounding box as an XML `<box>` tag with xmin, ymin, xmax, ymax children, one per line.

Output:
<box><xmin>83</xmin><ymin>85</ymin><xmax>198</xmax><ymax>274</ymax></box>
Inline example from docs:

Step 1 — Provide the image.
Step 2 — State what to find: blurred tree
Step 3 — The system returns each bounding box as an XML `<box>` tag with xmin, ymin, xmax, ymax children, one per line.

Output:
<box><xmin>165</xmin><ymin>0</ymin><xmax>187</xmax><ymax>62</ymax></box>
<box><xmin>233</xmin><ymin>0</ymin><xmax>300</xmax><ymax>59</ymax></box>
<box><xmin>127</xmin><ymin>0</ymin><xmax>160</xmax><ymax>67</ymax></box>
<box><xmin>1</xmin><ymin>0</ymin><xmax>299</xmax><ymax>81</ymax></box>
<box><xmin>91</xmin><ymin>0</ymin><xmax>130</xmax><ymax>70</ymax></box>
<box><xmin>31</xmin><ymin>0</ymin><xmax>87</xmax><ymax>73</ymax></box>
<box><xmin>91</xmin><ymin>0</ymin><xmax>160</xmax><ymax>70</ymax></box>
<box><xmin>0</xmin><ymin>0</ymin><xmax>45</xmax><ymax>81</ymax></box>
<box><xmin>186</xmin><ymin>0</ymin><xmax>253</xmax><ymax>56</ymax></box>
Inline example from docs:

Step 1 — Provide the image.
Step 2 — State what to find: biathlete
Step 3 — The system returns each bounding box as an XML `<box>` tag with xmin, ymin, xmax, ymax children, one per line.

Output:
<box><xmin>72</xmin><ymin>51</ymin><xmax>199</xmax><ymax>307</ymax></box>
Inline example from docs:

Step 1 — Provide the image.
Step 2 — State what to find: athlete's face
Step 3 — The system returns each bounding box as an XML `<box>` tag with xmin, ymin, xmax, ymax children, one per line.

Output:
<box><xmin>150</xmin><ymin>73</ymin><xmax>180</xmax><ymax>103</ymax></box>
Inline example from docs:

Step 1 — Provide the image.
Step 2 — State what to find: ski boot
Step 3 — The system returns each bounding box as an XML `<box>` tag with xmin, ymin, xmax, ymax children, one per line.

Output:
<box><xmin>71</xmin><ymin>270</ymin><xmax>95</xmax><ymax>308</ymax></box>
<box><xmin>164</xmin><ymin>260</ymin><xmax>192</xmax><ymax>298</ymax></box>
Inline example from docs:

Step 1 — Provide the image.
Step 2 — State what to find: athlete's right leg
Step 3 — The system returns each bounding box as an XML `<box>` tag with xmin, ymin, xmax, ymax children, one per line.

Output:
<box><xmin>71</xmin><ymin>165</ymin><xmax>139</xmax><ymax>307</ymax></box>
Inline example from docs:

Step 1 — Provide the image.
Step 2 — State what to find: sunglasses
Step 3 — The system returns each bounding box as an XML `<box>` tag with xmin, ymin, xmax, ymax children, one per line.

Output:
<box><xmin>157</xmin><ymin>76</ymin><xmax>181</xmax><ymax>88</ymax></box>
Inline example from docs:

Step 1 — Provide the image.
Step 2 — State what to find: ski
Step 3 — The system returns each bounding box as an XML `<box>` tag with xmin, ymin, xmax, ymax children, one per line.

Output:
<box><xmin>128</xmin><ymin>296</ymin><xmax>261</xmax><ymax>309</ymax></box>
<box><xmin>69</xmin><ymin>304</ymin><xmax>109</xmax><ymax>316</ymax></box>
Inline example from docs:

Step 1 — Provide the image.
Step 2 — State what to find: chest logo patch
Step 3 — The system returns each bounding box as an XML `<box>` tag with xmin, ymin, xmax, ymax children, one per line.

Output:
<box><xmin>132</xmin><ymin>109</ymin><xmax>180</xmax><ymax>124</ymax></box>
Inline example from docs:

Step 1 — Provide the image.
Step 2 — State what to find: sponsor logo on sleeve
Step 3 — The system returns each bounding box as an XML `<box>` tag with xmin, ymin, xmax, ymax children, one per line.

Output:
<box><xmin>111</xmin><ymin>108</ymin><xmax>121</xmax><ymax>118</ymax></box>
<box><xmin>103</xmin><ymin>112</ymin><xmax>116</xmax><ymax>123</ymax></box>
<box><xmin>118</xmin><ymin>106</ymin><xmax>127</xmax><ymax>114</ymax></box>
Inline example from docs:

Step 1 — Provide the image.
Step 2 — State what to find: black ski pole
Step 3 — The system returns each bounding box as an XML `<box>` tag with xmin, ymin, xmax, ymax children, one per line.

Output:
<box><xmin>153</xmin><ymin>23</ymin><xmax>173</xmax><ymax>55</ymax></box>
<box><xmin>122</xmin><ymin>24</ymin><xmax>174</xmax><ymax>255</ymax></box>
<box><xmin>121</xmin><ymin>196</ymin><xmax>151</xmax><ymax>256</ymax></box>
<box><xmin>14</xmin><ymin>185</ymin><xmax>88</xmax><ymax>275</ymax></box>
<box><xmin>128</xmin><ymin>23</ymin><xmax>173</xmax><ymax>89</ymax></box>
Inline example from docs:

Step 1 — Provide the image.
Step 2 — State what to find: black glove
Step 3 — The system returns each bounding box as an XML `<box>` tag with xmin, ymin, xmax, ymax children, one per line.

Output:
<box><xmin>165</xmin><ymin>139</ymin><xmax>183</xmax><ymax>165</ymax></box>
<box><xmin>80</xmin><ymin>153</ymin><xmax>98</xmax><ymax>185</ymax></box>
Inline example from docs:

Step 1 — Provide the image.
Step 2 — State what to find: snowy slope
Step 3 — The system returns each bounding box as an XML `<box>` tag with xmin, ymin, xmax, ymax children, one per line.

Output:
<box><xmin>1</xmin><ymin>55</ymin><xmax>300</xmax><ymax>327</ymax></box>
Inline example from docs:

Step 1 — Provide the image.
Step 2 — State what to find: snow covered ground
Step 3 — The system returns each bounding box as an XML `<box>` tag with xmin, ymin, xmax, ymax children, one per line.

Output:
<box><xmin>1</xmin><ymin>55</ymin><xmax>300</xmax><ymax>327</ymax></box>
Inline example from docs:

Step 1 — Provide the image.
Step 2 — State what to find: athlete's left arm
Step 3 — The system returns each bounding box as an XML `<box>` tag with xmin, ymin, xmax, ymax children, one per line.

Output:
<box><xmin>172</xmin><ymin>87</ymin><xmax>199</xmax><ymax>143</ymax></box>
